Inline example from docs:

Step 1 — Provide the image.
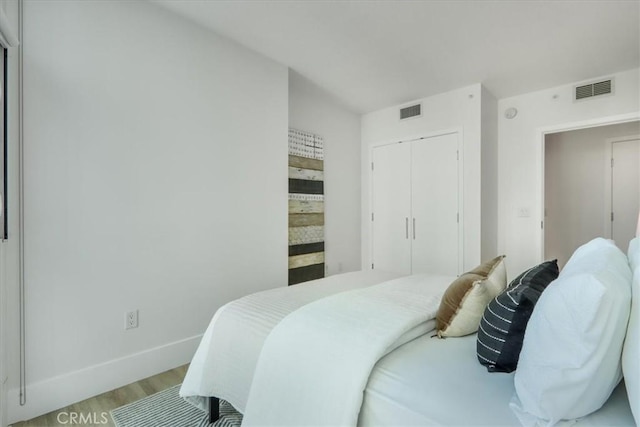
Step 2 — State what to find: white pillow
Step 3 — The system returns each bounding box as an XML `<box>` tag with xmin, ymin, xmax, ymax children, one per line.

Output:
<box><xmin>559</xmin><ymin>238</ymin><xmax>626</xmax><ymax>278</ymax></box>
<box><xmin>623</xmin><ymin>239</ymin><xmax>640</xmax><ymax>425</ymax></box>
<box><xmin>629</xmin><ymin>237</ymin><xmax>640</xmax><ymax>271</ymax></box>
<box><xmin>511</xmin><ymin>238</ymin><xmax>632</xmax><ymax>426</ymax></box>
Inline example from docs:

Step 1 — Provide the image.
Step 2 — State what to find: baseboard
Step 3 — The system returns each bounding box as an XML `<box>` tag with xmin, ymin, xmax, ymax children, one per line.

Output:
<box><xmin>7</xmin><ymin>334</ymin><xmax>202</xmax><ymax>424</ymax></box>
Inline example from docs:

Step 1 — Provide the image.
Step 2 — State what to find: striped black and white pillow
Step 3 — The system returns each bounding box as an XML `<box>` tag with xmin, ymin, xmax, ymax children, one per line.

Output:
<box><xmin>477</xmin><ymin>260</ymin><xmax>559</xmax><ymax>373</ymax></box>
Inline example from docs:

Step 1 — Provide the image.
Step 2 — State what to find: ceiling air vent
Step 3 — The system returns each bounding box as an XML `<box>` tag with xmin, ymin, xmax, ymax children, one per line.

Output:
<box><xmin>574</xmin><ymin>79</ymin><xmax>613</xmax><ymax>101</ymax></box>
<box><xmin>400</xmin><ymin>104</ymin><xmax>421</xmax><ymax>120</ymax></box>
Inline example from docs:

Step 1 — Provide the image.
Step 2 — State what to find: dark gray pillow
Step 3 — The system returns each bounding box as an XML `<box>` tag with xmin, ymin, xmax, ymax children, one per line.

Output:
<box><xmin>476</xmin><ymin>260</ymin><xmax>559</xmax><ymax>373</ymax></box>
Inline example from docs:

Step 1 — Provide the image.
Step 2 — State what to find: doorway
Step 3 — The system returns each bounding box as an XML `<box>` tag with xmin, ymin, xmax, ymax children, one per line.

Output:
<box><xmin>544</xmin><ymin>121</ymin><xmax>640</xmax><ymax>267</ymax></box>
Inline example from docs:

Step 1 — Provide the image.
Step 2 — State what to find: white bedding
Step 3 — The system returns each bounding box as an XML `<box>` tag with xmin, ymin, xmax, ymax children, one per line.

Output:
<box><xmin>179</xmin><ymin>269</ymin><xmax>402</xmax><ymax>413</ymax></box>
<box><xmin>360</xmin><ymin>333</ymin><xmax>635</xmax><ymax>426</ymax></box>
<box><xmin>182</xmin><ymin>268</ymin><xmax>634</xmax><ymax>426</ymax></box>
<box><xmin>242</xmin><ymin>274</ymin><xmax>454</xmax><ymax>427</ymax></box>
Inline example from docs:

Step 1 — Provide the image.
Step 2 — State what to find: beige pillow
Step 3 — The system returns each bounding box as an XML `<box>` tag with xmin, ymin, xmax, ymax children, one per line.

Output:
<box><xmin>436</xmin><ymin>255</ymin><xmax>507</xmax><ymax>338</ymax></box>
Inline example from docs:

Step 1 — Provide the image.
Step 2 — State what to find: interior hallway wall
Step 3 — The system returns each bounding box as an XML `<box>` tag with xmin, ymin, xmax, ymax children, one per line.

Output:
<box><xmin>545</xmin><ymin>121</ymin><xmax>640</xmax><ymax>267</ymax></box>
<box><xmin>498</xmin><ymin>68</ymin><xmax>640</xmax><ymax>278</ymax></box>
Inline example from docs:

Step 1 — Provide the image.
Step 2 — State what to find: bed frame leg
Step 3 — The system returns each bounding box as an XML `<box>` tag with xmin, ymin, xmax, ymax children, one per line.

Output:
<box><xmin>208</xmin><ymin>396</ymin><xmax>220</xmax><ymax>424</ymax></box>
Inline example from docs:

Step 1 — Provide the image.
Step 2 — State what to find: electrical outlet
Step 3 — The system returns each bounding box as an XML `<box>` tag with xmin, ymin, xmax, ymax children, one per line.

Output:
<box><xmin>125</xmin><ymin>310</ymin><xmax>138</xmax><ymax>330</ymax></box>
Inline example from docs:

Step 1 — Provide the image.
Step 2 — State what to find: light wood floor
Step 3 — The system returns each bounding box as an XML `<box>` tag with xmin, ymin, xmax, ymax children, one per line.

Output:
<box><xmin>11</xmin><ymin>365</ymin><xmax>189</xmax><ymax>427</ymax></box>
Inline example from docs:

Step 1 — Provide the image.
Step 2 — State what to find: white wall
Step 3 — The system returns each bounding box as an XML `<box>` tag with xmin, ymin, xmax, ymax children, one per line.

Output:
<box><xmin>361</xmin><ymin>84</ymin><xmax>483</xmax><ymax>272</ymax></box>
<box><xmin>481</xmin><ymin>86</ymin><xmax>499</xmax><ymax>260</ymax></box>
<box><xmin>498</xmin><ymin>68</ymin><xmax>640</xmax><ymax>278</ymax></box>
<box><xmin>0</xmin><ymin>247</ymin><xmax>4</xmax><ymax>427</ymax></box>
<box><xmin>544</xmin><ymin>121</ymin><xmax>640</xmax><ymax>267</ymax></box>
<box><xmin>0</xmin><ymin>162</ymin><xmax>5</xmax><ymax>427</ymax></box>
<box><xmin>7</xmin><ymin>0</ymin><xmax>288</xmax><ymax>422</ymax></box>
<box><xmin>0</xmin><ymin>233</ymin><xmax>5</xmax><ymax>427</ymax></box>
<box><xmin>1</xmin><ymin>1</ymin><xmax>20</xmax><ymax>425</ymax></box>
<box><xmin>288</xmin><ymin>71</ymin><xmax>361</xmax><ymax>275</ymax></box>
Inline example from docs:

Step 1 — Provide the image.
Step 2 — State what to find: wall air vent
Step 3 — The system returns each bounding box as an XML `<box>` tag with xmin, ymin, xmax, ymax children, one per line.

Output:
<box><xmin>574</xmin><ymin>79</ymin><xmax>613</xmax><ymax>101</ymax></box>
<box><xmin>400</xmin><ymin>103</ymin><xmax>422</xmax><ymax>120</ymax></box>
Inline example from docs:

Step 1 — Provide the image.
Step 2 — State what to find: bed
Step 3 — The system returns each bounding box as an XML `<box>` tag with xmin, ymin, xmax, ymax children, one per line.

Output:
<box><xmin>360</xmin><ymin>334</ymin><xmax>634</xmax><ymax>426</ymax></box>
<box><xmin>180</xmin><ymin>236</ymin><xmax>639</xmax><ymax>426</ymax></box>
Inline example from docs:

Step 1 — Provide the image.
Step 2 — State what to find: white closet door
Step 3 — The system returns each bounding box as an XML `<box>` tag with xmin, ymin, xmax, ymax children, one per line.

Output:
<box><xmin>411</xmin><ymin>133</ymin><xmax>459</xmax><ymax>275</ymax></box>
<box><xmin>372</xmin><ymin>143</ymin><xmax>411</xmax><ymax>274</ymax></box>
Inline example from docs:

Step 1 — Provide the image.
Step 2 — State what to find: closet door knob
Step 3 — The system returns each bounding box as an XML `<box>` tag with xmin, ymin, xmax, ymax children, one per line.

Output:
<box><xmin>405</xmin><ymin>218</ymin><xmax>409</xmax><ymax>239</ymax></box>
<box><xmin>413</xmin><ymin>218</ymin><xmax>416</xmax><ymax>240</ymax></box>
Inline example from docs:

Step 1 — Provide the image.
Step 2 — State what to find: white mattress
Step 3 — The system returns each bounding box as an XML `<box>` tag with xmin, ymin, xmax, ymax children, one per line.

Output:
<box><xmin>360</xmin><ymin>333</ymin><xmax>635</xmax><ymax>426</ymax></box>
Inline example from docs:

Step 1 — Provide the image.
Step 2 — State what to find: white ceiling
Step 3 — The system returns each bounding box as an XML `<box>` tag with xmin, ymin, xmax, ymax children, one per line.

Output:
<box><xmin>152</xmin><ymin>0</ymin><xmax>640</xmax><ymax>114</ymax></box>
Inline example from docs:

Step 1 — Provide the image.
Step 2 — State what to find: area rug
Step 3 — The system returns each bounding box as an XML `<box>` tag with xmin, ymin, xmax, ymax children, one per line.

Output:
<box><xmin>110</xmin><ymin>384</ymin><xmax>242</xmax><ymax>427</ymax></box>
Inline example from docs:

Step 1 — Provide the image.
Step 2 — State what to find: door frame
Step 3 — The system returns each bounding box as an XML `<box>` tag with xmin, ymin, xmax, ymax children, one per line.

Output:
<box><xmin>369</xmin><ymin>128</ymin><xmax>464</xmax><ymax>274</ymax></box>
<box><xmin>605</xmin><ymin>134</ymin><xmax>640</xmax><ymax>239</ymax></box>
<box><xmin>538</xmin><ymin>112</ymin><xmax>640</xmax><ymax>261</ymax></box>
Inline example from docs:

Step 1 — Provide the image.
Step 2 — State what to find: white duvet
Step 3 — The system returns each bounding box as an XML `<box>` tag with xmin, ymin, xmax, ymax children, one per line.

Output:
<box><xmin>242</xmin><ymin>274</ymin><xmax>453</xmax><ymax>427</ymax></box>
<box><xmin>179</xmin><ymin>269</ymin><xmax>402</xmax><ymax>413</ymax></box>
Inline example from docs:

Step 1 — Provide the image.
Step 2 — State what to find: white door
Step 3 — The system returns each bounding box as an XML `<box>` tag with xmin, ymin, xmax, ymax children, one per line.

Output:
<box><xmin>372</xmin><ymin>142</ymin><xmax>411</xmax><ymax>274</ymax></box>
<box><xmin>611</xmin><ymin>139</ymin><xmax>640</xmax><ymax>248</ymax></box>
<box><xmin>411</xmin><ymin>134</ymin><xmax>460</xmax><ymax>275</ymax></box>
